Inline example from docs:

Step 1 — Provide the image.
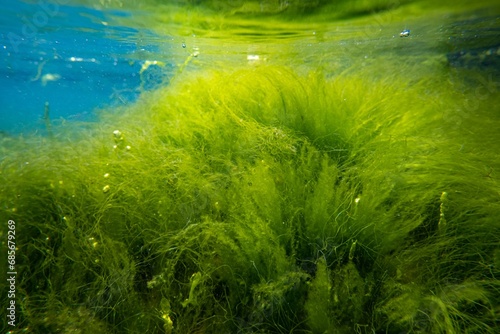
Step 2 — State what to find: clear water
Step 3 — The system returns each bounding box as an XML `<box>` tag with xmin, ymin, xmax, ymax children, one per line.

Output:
<box><xmin>2</xmin><ymin>0</ymin><xmax>498</xmax><ymax>135</ymax></box>
<box><xmin>1</xmin><ymin>0</ymin><xmax>169</xmax><ymax>133</ymax></box>
<box><xmin>1</xmin><ymin>1</ymin><xmax>500</xmax><ymax>333</ymax></box>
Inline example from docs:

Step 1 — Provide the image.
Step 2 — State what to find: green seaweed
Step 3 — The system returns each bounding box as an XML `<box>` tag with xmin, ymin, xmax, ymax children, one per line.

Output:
<box><xmin>1</xmin><ymin>51</ymin><xmax>500</xmax><ymax>334</ymax></box>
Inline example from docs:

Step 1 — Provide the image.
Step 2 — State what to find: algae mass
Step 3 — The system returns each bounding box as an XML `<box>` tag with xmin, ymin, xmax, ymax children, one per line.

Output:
<box><xmin>1</xmin><ymin>0</ymin><xmax>500</xmax><ymax>333</ymax></box>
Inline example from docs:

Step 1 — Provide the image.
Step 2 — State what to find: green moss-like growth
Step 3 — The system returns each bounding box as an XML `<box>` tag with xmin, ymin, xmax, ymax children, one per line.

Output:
<box><xmin>305</xmin><ymin>257</ymin><xmax>332</xmax><ymax>333</ymax></box>
<box><xmin>1</xmin><ymin>64</ymin><xmax>499</xmax><ymax>333</ymax></box>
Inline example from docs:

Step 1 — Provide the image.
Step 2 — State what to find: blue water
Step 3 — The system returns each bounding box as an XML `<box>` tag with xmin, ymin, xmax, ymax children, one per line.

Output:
<box><xmin>0</xmin><ymin>0</ymin><xmax>171</xmax><ymax>134</ymax></box>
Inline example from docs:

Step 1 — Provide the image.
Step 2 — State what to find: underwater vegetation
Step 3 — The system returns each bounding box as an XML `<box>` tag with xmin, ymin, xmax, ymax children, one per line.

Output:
<box><xmin>1</xmin><ymin>61</ymin><xmax>500</xmax><ymax>333</ymax></box>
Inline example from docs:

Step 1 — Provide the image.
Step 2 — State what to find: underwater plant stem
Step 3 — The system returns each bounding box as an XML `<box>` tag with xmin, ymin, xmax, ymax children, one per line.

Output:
<box><xmin>43</xmin><ymin>101</ymin><xmax>53</xmax><ymax>138</ymax></box>
<box><xmin>438</xmin><ymin>192</ymin><xmax>448</xmax><ymax>234</ymax></box>
<box><xmin>169</xmin><ymin>53</ymin><xmax>196</xmax><ymax>84</ymax></box>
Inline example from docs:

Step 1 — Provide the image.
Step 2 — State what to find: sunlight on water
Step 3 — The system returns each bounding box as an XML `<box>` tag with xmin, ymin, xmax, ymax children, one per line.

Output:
<box><xmin>1</xmin><ymin>1</ymin><xmax>499</xmax><ymax>333</ymax></box>
<box><xmin>1</xmin><ymin>0</ymin><xmax>498</xmax><ymax>133</ymax></box>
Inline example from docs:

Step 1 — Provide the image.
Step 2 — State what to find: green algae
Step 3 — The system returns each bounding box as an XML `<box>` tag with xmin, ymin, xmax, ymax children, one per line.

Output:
<box><xmin>2</xmin><ymin>1</ymin><xmax>500</xmax><ymax>332</ymax></box>
<box><xmin>2</xmin><ymin>62</ymin><xmax>499</xmax><ymax>333</ymax></box>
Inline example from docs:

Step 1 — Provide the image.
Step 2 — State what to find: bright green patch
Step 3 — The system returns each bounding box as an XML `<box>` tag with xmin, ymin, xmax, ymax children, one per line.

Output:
<box><xmin>1</xmin><ymin>38</ymin><xmax>499</xmax><ymax>334</ymax></box>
